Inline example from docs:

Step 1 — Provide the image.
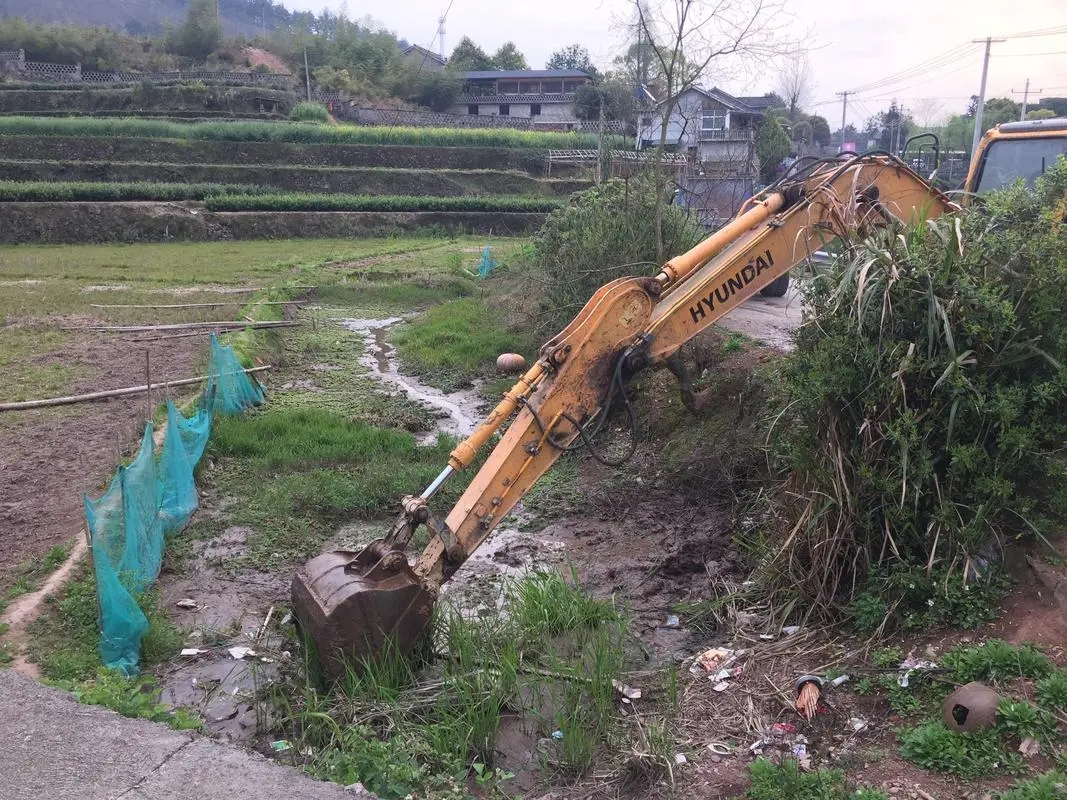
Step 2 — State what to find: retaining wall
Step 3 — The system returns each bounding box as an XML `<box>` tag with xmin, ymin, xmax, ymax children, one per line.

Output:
<box><xmin>0</xmin><ymin>136</ymin><xmax>567</xmax><ymax>174</ymax></box>
<box><xmin>0</xmin><ymin>202</ymin><xmax>547</xmax><ymax>244</ymax></box>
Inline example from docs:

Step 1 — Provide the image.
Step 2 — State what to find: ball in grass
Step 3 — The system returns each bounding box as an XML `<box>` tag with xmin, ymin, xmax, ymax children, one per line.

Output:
<box><xmin>496</xmin><ymin>353</ymin><xmax>527</xmax><ymax>374</ymax></box>
<box><xmin>943</xmin><ymin>681</ymin><xmax>999</xmax><ymax>733</ymax></box>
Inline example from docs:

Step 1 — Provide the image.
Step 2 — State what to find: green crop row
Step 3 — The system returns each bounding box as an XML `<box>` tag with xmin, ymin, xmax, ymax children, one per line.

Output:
<box><xmin>0</xmin><ymin>180</ymin><xmax>273</xmax><ymax>201</ymax></box>
<box><xmin>0</xmin><ymin>116</ymin><xmax>613</xmax><ymax>150</ymax></box>
<box><xmin>203</xmin><ymin>193</ymin><xmax>563</xmax><ymax>213</ymax></box>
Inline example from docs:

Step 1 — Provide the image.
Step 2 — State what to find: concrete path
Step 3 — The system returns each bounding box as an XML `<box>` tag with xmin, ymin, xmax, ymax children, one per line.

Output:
<box><xmin>718</xmin><ymin>285</ymin><xmax>803</xmax><ymax>352</ymax></box>
<box><xmin>0</xmin><ymin>670</ymin><xmax>364</xmax><ymax>800</ymax></box>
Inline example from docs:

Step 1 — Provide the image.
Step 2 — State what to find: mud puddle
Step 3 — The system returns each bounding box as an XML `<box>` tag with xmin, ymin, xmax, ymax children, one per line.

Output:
<box><xmin>340</xmin><ymin>317</ymin><xmax>481</xmax><ymax>442</ymax></box>
<box><xmin>158</xmin><ymin>525</ymin><xmax>288</xmax><ymax>745</ymax></box>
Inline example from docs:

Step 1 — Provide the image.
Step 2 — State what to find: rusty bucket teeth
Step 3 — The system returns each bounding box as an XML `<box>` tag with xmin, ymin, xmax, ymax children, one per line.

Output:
<box><xmin>291</xmin><ymin>548</ymin><xmax>435</xmax><ymax>680</ymax></box>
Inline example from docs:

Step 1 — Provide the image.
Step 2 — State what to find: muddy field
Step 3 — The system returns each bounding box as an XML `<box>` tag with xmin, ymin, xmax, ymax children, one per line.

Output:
<box><xmin>0</xmin><ymin>327</ymin><xmax>203</xmax><ymax>578</ymax></box>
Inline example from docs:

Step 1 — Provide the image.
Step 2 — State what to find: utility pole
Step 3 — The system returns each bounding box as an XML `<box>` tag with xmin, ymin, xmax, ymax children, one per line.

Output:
<box><xmin>970</xmin><ymin>37</ymin><xmax>1005</xmax><ymax>156</ymax></box>
<box><xmin>1013</xmin><ymin>80</ymin><xmax>1043</xmax><ymax>120</ymax></box>
<box><xmin>303</xmin><ymin>49</ymin><xmax>311</xmax><ymax>102</ymax></box>
<box><xmin>837</xmin><ymin>90</ymin><xmax>848</xmax><ymax>150</ymax></box>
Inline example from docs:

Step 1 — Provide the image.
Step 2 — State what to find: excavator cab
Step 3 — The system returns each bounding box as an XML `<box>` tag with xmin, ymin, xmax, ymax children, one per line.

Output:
<box><xmin>965</xmin><ymin>118</ymin><xmax>1067</xmax><ymax>197</ymax></box>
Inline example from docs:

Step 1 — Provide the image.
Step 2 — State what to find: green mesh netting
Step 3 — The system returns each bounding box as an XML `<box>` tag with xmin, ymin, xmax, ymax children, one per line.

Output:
<box><xmin>86</xmin><ymin>335</ymin><xmax>265</xmax><ymax>674</ymax></box>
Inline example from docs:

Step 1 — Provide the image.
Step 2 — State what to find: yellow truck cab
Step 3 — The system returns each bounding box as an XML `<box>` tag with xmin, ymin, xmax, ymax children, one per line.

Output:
<box><xmin>965</xmin><ymin>117</ymin><xmax>1067</xmax><ymax>198</ymax></box>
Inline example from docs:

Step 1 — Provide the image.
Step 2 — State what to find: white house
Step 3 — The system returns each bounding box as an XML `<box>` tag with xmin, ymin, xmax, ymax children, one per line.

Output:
<box><xmin>637</xmin><ymin>87</ymin><xmax>777</xmax><ymax>175</ymax></box>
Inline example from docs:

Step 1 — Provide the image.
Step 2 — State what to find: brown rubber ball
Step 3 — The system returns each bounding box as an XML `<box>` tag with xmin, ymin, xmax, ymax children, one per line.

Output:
<box><xmin>942</xmin><ymin>681</ymin><xmax>1000</xmax><ymax>733</ymax></box>
<box><xmin>496</xmin><ymin>353</ymin><xmax>527</xmax><ymax>374</ymax></box>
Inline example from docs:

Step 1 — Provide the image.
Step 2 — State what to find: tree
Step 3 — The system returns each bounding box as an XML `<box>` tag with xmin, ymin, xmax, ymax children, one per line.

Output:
<box><xmin>575</xmin><ymin>73</ymin><xmax>636</xmax><ymax>122</ymax></box>
<box><xmin>546</xmin><ymin>44</ymin><xmax>598</xmax><ymax>76</ymax></box>
<box><xmin>491</xmin><ymin>41</ymin><xmax>528</xmax><ymax>70</ymax></box>
<box><xmin>449</xmin><ymin>36</ymin><xmax>491</xmax><ymax>70</ymax></box>
<box><xmin>632</xmin><ymin>0</ymin><xmax>788</xmax><ymax>260</ymax></box>
<box><xmin>775</xmin><ymin>47</ymin><xmax>813</xmax><ymax>123</ymax></box>
<box><xmin>169</xmin><ymin>0</ymin><xmax>221</xmax><ymax>61</ymax></box>
<box><xmin>911</xmin><ymin>97</ymin><xmax>943</xmax><ymax>129</ymax></box>
<box><xmin>414</xmin><ymin>70</ymin><xmax>462</xmax><ymax>111</ymax></box>
<box><xmin>1028</xmin><ymin>108</ymin><xmax>1056</xmax><ymax>120</ymax></box>
<box><xmin>807</xmin><ymin>114</ymin><xmax>830</xmax><ymax>147</ymax></box>
<box><xmin>867</xmin><ymin>102</ymin><xmax>913</xmax><ymax>153</ymax></box>
<box><xmin>756</xmin><ymin>114</ymin><xmax>790</xmax><ymax>183</ymax></box>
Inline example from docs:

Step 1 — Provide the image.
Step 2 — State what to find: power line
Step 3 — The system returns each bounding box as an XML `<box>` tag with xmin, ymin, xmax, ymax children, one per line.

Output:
<box><xmin>996</xmin><ymin>24</ymin><xmax>1067</xmax><ymax>39</ymax></box>
<box><xmin>998</xmin><ymin>49</ymin><xmax>1067</xmax><ymax>57</ymax></box>
<box><xmin>844</xmin><ymin>42</ymin><xmax>979</xmax><ymax>95</ymax></box>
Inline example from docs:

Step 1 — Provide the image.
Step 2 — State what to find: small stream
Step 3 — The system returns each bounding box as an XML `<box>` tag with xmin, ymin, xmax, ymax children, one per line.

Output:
<box><xmin>340</xmin><ymin>317</ymin><xmax>481</xmax><ymax>443</ymax></box>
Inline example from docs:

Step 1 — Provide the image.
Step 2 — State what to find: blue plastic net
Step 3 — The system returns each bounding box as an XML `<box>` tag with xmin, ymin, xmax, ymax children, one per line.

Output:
<box><xmin>86</xmin><ymin>335</ymin><xmax>265</xmax><ymax>674</ymax></box>
<box><xmin>477</xmin><ymin>243</ymin><xmax>497</xmax><ymax>279</ymax></box>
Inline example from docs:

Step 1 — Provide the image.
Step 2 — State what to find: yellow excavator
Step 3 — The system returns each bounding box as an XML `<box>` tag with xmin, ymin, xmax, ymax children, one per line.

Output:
<box><xmin>292</xmin><ymin>117</ymin><xmax>1067</xmax><ymax>677</ymax></box>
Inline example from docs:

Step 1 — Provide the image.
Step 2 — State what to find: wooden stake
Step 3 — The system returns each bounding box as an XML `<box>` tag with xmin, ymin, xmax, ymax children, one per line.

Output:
<box><xmin>89</xmin><ymin>301</ymin><xmax>302</xmax><ymax>310</ymax></box>
<box><xmin>76</xmin><ymin>320</ymin><xmax>300</xmax><ymax>333</ymax></box>
<box><xmin>145</xmin><ymin>350</ymin><xmax>152</xmax><ymax>424</ymax></box>
<box><xmin>0</xmin><ymin>366</ymin><xmax>271</xmax><ymax>412</ymax></box>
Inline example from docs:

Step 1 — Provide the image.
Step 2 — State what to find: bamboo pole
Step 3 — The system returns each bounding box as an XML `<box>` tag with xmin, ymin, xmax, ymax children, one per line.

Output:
<box><xmin>76</xmin><ymin>320</ymin><xmax>300</xmax><ymax>333</ymax></box>
<box><xmin>0</xmin><ymin>366</ymin><xmax>271</xmax><ymax>412</ymax></box>
<box><xmin>89</xmin><ymin>301</ymin><xmax>303</xmax><ymax>310</ymax></box>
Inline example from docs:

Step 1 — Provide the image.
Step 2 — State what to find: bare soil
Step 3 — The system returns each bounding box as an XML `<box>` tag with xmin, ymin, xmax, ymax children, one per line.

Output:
<box><xmin>0</xmin><ymin>326</ymin><xmax>203</xmax><ymax>580</ymax></box>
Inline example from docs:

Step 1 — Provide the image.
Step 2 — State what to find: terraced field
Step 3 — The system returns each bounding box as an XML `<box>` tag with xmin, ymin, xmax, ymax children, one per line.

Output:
<box><xmin>0</xmin><ymin>117</ymin><xmax>595</xmax><ymax>244</ymax></box>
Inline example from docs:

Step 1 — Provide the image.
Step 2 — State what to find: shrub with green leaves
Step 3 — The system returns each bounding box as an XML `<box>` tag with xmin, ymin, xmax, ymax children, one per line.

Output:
<box><xmin>772</xmin><ymin>158</ymin><xmax>1067</xmax><ymax>609</ymax></box>
<box><xmin>848</xmin><ymin>565</ymin><xmax>1008</xmax><ymax>634</ymax></box>
<box><xmin>1036</xmin><ymin>670</ymin><xmax>1067</xmax><ymax>713</ymax></box>
<box><xmin>290</xmin><ymin>102</ymin><xmax>330</xmax><ymax>123</ymax></box>
<box><xmin>204</xmin><ymin>193</ymin><xmax>562</xmax><ymax>213</ymax></box>
<box><xmin>522</xmin><ymin>175</ymin><xmax>703</xmax><ymax>336</ymax></box>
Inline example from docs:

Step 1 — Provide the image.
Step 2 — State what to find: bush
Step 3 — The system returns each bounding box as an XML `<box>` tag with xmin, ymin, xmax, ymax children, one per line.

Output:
<box><xmin>290</xmin><ymin>101</ymin><xmax>330</xmax><ymax>123</ymax></box>
<box><xmin>521</xmin><ymin>175</ymin><xmax>703</xmax><ymax>336</ymax></box>
<box><xmin>770</xmin><ymin>158</ymin><xmax>1067</xmax><ymax>608</ymax></box>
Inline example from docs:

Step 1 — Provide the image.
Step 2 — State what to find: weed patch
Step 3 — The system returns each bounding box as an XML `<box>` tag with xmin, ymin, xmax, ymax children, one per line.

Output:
<box><xmin>944</xmin><ymin>639</ymin><xmax>1053</xmax><ymax>684</ymax></box>
<box><xmin>204</xmin><ymin>409</ymin><xmax>462</xmax><ymax>568</ymax></box>
<box><xmin>279</xmin><ymin>570</ymin><xmax>635</xmax><ymax>798</ymax></box>
<box><xmin>899</xmin><ymin>721</ymin><xmax>1023</xmax><ymax>778</ymax></box>
<box><xmin>28</xmin><ymin>568</ymin><xmax>180</xmax><ymax>683</ymax></box>
<box><xmin>56</xmin><ymin>670</ymin><xmax>201</xmax><ymax>731</ymax></box>
<box><xmin>744</xmin><ymin>759</ymin><xmax>887</xmax><ymax>799</ymax></box>
<box><xmin>391</xmin><ymin>297</ymin><xmax>531</xmax><ymax>392</ymax></box>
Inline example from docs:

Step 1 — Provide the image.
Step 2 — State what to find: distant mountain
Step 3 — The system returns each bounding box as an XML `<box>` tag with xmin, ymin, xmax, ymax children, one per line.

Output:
<box><xmin>0</xmin><ymin>0</ymin><xmax>297</xmax><ymax>38</ymax></box>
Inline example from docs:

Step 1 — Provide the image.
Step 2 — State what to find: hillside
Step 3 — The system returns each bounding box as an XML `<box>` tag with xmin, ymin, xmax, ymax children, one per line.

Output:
<box><xmin>1</xmin><ymin>0</ymin><xmax>295</xmax><ymax>38</ymax></box>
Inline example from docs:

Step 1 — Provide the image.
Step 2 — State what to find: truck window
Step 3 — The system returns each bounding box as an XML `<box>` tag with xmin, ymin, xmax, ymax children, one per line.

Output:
<box><xmin>975</xmin><ymin>137</ymin><xmax>1067</xmax><ymax>193</ymax></box>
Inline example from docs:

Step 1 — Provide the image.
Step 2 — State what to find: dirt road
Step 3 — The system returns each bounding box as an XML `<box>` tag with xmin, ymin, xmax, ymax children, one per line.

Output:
<box><xmin>717</xmin><ymin>284</ymin><xmax>803</xmax><ymax>351</ymax></box>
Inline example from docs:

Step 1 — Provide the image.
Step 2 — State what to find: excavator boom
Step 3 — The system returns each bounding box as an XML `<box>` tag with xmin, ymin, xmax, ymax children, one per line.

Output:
<box><xmin>292</xmin><ymin>153</ymin><xmax>957</xmax><ymax>677</ymax></box>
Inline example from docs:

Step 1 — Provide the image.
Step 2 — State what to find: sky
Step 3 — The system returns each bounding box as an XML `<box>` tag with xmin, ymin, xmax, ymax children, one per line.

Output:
<box><xmin>285</xmin><ymin>0</ymin><xmax>1067</xmax><ymax>129</ymax></box>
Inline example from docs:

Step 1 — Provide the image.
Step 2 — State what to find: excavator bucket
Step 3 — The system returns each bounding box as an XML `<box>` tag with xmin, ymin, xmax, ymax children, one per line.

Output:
<box><xmin>290</xmin><ymin>546</ymin><xmax>435</xmax><ymax>680</ymax></box>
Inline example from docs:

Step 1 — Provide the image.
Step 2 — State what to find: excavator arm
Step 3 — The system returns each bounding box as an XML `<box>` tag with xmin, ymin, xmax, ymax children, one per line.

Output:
<box><xmin>292</xmin><ymin>153</ymin><xmax>958</xmax><ymax>676</ymax></box>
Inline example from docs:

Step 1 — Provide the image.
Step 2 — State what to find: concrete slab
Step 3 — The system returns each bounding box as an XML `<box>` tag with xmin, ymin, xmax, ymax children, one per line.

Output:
<box><xmin>0</xmin><ymin>670</ymin><xmax>359</xmax><ymax>800</ymax></box>
<box><xmin>125</xmin><ymin>739</ymin><xmax>352</xmax><ymax>800</ymax></box>
<box><xmin>0</xmin><ymin>669</ymin><xmax>192</xmax><ymax>800</ymax></box>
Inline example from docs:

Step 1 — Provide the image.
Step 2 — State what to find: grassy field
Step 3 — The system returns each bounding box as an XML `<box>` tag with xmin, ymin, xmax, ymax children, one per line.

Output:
<box><xmin>0</xmin><ymin>180</ymin><xmax>274</xmax><ymax>202</ymax></box>
<box><xmin>0</xmin><ymin>116</ymin><xmax>612</xmax><ymax>149</ymax></box>
<box><xmin>0</xmin><ymin>236</ymin><xmax>512</xmax><ymax>401</ymax></box>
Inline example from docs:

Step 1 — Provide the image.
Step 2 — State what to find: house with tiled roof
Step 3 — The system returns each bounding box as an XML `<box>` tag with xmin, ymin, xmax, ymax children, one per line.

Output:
<box><xmin>448</xmin><ymin>69</ymin><xmax>594</xmax><ymax>125</ymax></box>
<box><xmin>637</xmin><ymin>85</ymin><xmax>775</xmax><ymax>176</ymax></box>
